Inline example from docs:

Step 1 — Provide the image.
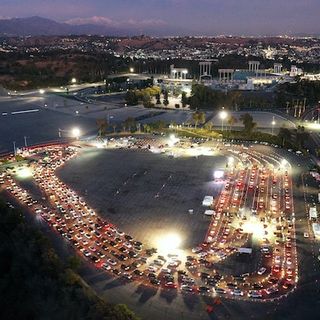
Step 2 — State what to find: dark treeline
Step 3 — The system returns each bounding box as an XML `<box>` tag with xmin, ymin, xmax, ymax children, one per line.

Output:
<box><xmin>276</xmin><ymin>79</ymin><xmax>320</xmax><ymax>107</ymax></box>
<box><xmin>0</xmin><ymin>198</ymin><xmax>139</xmax><ymax>320</ymax></box>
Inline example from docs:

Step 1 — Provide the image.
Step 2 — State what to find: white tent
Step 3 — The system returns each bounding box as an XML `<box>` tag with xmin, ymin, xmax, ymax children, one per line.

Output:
<box><xmin>202</xmin><ymin>196</ymin><xmax>214</xmax><ymax>207</ymax></box>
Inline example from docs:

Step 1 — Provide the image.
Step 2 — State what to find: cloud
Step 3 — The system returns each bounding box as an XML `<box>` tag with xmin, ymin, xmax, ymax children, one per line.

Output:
<box><xmin>65</xmin><ymin>16</ymin><xmax>167</xmax><ymax>28</ymax></box>
<box><xmin>66</xmin><ymin>16</ymin><xmax>114</xmax><ymax>26</ymax></box>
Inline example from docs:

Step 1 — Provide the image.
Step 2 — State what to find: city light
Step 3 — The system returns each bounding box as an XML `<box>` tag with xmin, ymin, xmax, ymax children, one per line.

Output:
<box><xmin>39</xmin><ymin>89</ymin><xmax>45</xmax><ymax>94</ymax></box>
<box><xmin>280</xmin><ymin>158</ymin><xmax>289</xmax><ymax>169</ymax></box>
<box><xmin>228</xmin><ymin>156</ymin><xmax>235</xmax><ymax>166</ymax></box>
<box><xmin>156</xmin><ymin>233</ymin><xmax>182</xmax><ymax>253</ymax></box>
<box><xmin>214</xmin><ymin>170</ymin><xmax>224</xmax><ymax>179</ymax></box>
<box><xmin>129</xmin><ymin>67</ymin><xmax>134</xmax><ymax>73</ymax></box>
<box><xmin>71</xmin><ymin>78</ymin><xmax>77</xmax><ymax>84</ymax></box>
<box><xmin>16</xmin><ymin>167</ymin><xmax>33</xmax><ymax>179</ymax></box>
<box><xmin>242</xmin><ymin>216</ymin><xmax>275</xmax><ymax>242</ymax></box>
<box><xmin>94</xmin><ymin>140</ymin><xmax>106</xmax><ymax>149</ymax></box>
<box><xmin>219</xmin><ymin>110</ymin><xmax>228</xmax><ymax>120</ymax></box>
<box><xmin>271</xmin><ymin>116</ymin><xmax>276</xmax><ymax>134</ymax></box>
<box><xmin>168</xmin><ymin>134</ymin><xmax>180</xmax><ymax>147</ymax></box>
<box><xmin>71</xmin><ymin>127</ymin><xmax>81</xmax><ymax>139</ymax></box>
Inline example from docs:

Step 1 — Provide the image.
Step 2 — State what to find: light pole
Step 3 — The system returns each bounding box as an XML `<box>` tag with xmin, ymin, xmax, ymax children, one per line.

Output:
<box><xmin>13</xmin><ymin>141</ymin><xmax>16</xmax><ymax>156</ymax></box>
<box><xmin>219</xmin><ymin>110</ymin><xmax>228</xmax><ymax>132</ymax></box>
<box><xmin>271</xmin><ymin>116</ymin><xmax>276</xmax><ymax>135</ymax></box>
<box><xmin>24</xmin><ymin>136</ymin><xmax>28</xmax><ymax>147</ymax></box>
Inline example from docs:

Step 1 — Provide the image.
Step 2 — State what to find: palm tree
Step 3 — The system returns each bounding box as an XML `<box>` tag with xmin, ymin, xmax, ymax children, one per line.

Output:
<box><xmin>124</xmin><ymin>117</ymin><xmax>137</xmax><ymax>132</ymax></box>
<box><xmin>239</xmin><ymin>113</ymin><xmax>256</xmax><ymax>134</ymax></box>
<box><xmin>227</xmin><ymin>115</ymin><xmax>237</xmax><ymax>131</ymax></box>
<box><xmin>204</xmin><ymin>121</ymin><xmax>213</xmax><ymax>131</ymax></box>
<box><xmin>295</xmin><ymin>125</ymin><xmax>309</xmax><ymax>149</ymax></box>
<box><xmin>192</xmin><ymin>111</ymin><xmax>206</xmax><ymax>128</ymax></box>
<box><xmin>96</xmin><ymin>119</ymin><xmax>107</xmax><ymax>137</ymax></box>
<box><xmin>278</xmin><ymin>127</ymin><xmax>291</xmax><ymax>146</ymax></box>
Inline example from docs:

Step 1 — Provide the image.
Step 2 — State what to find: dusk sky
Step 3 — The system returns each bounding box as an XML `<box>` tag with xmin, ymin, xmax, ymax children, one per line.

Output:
<box><xmin>0</xmin><ymin>0</ymin><xmax>319</xmax><ymax>35</ymax></box>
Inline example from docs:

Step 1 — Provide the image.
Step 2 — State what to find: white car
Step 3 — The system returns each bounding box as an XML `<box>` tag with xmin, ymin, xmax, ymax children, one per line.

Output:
<box><xmin>231</xmin><ymin>289</ymin><xmax>243</xmax><ymax>296</ymax></box>
<box><xmin>248</xmin><ymin>290</ymin><xmax>262</xmax><ymax>298</ymax></box>
<box><xmin>257</xmin><ymin>267</ymin><xmax>266</xmax><ymax>275</ymax></box>
<box><xmin>107</xmin><ymin>259</ymin><xmax>117</xmax><ymax>266</ymax></box>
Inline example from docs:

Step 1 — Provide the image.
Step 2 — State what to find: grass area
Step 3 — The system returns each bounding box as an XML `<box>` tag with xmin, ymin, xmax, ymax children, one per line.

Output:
<box><xmin>174</xmin><ymin>127</ymin><xmax>298</xmax><ymax>150</ymax></box>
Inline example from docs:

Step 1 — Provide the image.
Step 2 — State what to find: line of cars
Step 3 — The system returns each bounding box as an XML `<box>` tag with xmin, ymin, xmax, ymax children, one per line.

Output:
<box><xmin>0</xmin><ymin>141</ymin><xmax>298</xmax><ymax>301</ymax></box>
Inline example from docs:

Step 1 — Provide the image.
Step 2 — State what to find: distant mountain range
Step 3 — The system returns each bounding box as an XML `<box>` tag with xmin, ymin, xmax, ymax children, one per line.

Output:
<box><xmin>0</xmin><ymin>16</ymin><xmax>186</xmax><ymax>37</ymax></box>
<box><xmin>0</xmin><ymin>16</ymin><xmax>318</xmax><ymax>38</ymax></box>
<box><xmin>0</xmin><ymin>16</ymin><xmax>139</xmax><ymax>37</ymax></box>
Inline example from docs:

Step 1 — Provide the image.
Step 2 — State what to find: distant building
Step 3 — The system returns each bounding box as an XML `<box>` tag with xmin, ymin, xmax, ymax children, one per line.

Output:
<box><xmin>170</xmin><ymin>64</ymin><xmax>188</xmax><ymax>80</ymax></box>
<box><xmin>290</xmin><ymin>65</ymin><xmax>303</xmax><ymax>77</ymax></box>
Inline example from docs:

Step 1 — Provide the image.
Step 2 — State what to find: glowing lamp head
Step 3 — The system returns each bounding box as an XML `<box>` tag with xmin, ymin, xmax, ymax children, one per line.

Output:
<box><xmin>168</xmin><ymin>134</ymin><xmax>179</xmax><ymax>147</ymax></box>
<box><xmin>129</xmin><ymin>67</ymin><xmax>134</xmax><ymax>73</ymax></box>
<box><xmin>214</xmin><ymin>170</ymin><xmax>224</xmax><ymax>179</ymax></box>
<box><xmin>17</xmin><ymin>167</ymin><xmax>33</xmax><ymax>179</ymax></box>
<box><xmin>280</xmin><ymin>159</ymin><xmax>288</xmax><ymax>169</ymax></box>
<box><xmin>219</xmin><ymin>110</ymin><xmax>228</xmax><ymax>120</ymax></box>
<box><xmin>71</xmin><ymin>78</ymin><xmax>77</xmax><ymax>84</ymax></box>
<box><xmin>72</xmin><ymin>127</ymin><xmax>81</xmax><ymax>138</ymax></box>
<box><xmin>228</xmin><ymin>156</ymin><xmax>234</xmax><ymax>165</ymax></box>
<box><xmin>39</xmin><ymin>89</ymin><xmax>45</xmax><ymax>94</ymax></box>
<box><xmin>156</xmin><ymin>233</ymin><xmax>182</xmax><ymax>254</ymax></box>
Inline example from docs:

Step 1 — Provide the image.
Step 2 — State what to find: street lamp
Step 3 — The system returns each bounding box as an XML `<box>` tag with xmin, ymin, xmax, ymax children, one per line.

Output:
<box><xmin>24</xmin><ymin>136</ymin><xmax>28</xmax><ymax>148</ymax></box>
<box><xmin>71</xmin><ymin>78</ymin><xmax>77</xmax><ymax>84</ymax></box>
<box><xmin>129</xmin><ymin>67</ymin><xmax>134</xmax><ymax>73</ymax></box>
<box><xmin>39</xmin><ymin>89</ymin><xmax>45</xmax><ymax>94</ymax></box>
<box><xmin>271</xmin><ymin>116</ymin><xmax>276</xmax><ymax>135</ymax></box>
<box><xmin>219</xmin><ymin>110</ymin><xmax>228</xmax><ymax>131</ymax></box>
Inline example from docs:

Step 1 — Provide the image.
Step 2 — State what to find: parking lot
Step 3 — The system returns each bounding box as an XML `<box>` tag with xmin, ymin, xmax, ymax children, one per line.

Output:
<box><xmin>2</xmin><ymin>136</ymin><xmax>320</xmax><ymax>320</ymax></box>
<box><xmin>58</xmin><ymin>147</ymin><xmax>226</xmax><ymax>250</ymax></box>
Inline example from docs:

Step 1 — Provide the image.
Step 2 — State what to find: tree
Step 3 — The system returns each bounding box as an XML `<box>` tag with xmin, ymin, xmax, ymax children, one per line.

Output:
<box><xmin>192</xmin><ymin>111</ymin><xmax>206</xmax><ymax>128</ymax></box>
<box><xmin>227</xmin><ymin>115</ymin><xmax>237</xmax><ymax>131</ymax></box>
<box><xmin>142</xmin><ymin>124</ymin><xmax>151</xmax><ymax>133</ymax></box>
<box><xmin>239</xmin><ymin>113</ymin><xmax>256</xmax><ymax>134</ymax></box>
<box><xmin>278</xmin><ymin>127</ymin><xmax>292</xmax><ymax>146</ymax></box>
<box><xmin>124</xmin><ymin>117</ymin><xmax>137</xmax><ymax>132</ymax></box>
<box><xmin>67</xmin><ymin>256</ymin><xmax>81</xmax><ymax>271</ymax></box>
<box><xmin>155</xmin><ymin>93</ymin><xmax>161</xmax><ymax>105</ymax></box>
<box><xmin>163</xmin><ymin>90</ymin><xmax>169</xmax><ymax>106</ymax></box>
<box><xmin>125</xmin><ymin>90</ymin><xmax>139</xmax><ymax>106</ymax></box>
<box><xmin>96</xmin><ymin>119</ymin><xmax>108</xmax><ymax>137</ymax></box>
<box><xmin>181</xmin><ymin>91</ymin><xmax>188</xmax><ymax>108</ymax></box>
<box><xmin>204</xmin><ymin>121</ymin><xmax>213</xmax><ymax>131</ymax></box>
<box><xmin>142</xmin><ymin>93</ymin><xmax>153</xmax><ymax>108</ymax></box>
<box><xmin>295</xmin><ymin>125</ymin><xmax>309</xmax><ymax>149</ymax></box>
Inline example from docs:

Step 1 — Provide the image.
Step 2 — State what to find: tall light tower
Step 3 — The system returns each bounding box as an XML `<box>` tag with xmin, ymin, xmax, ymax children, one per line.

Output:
<box><xmin>271</xmin><ymin>116</ymin><xmax>276</xmax><ymax>135</ymax></box>
<box><xmin>219</xmin><ymin>110</ymin><xmax>228</xmax><ymax>132</ymax></box>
